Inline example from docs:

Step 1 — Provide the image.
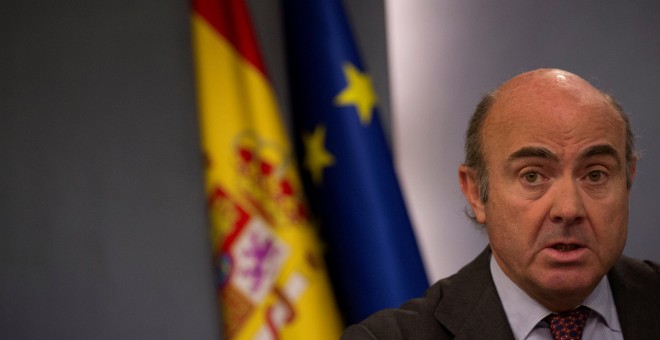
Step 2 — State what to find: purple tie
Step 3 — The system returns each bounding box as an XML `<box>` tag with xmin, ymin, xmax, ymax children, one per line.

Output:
<box><xmin>545</xmin><ymin>305</ymin><xmax>591</xmax><ymax>340</ymax></box>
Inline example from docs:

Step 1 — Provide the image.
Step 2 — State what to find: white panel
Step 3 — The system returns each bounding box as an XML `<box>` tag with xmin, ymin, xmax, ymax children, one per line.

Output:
<box><xmin>385</xmin><ymin>0</ymin><xmax>488</xmax><ymax>283</ymax></box>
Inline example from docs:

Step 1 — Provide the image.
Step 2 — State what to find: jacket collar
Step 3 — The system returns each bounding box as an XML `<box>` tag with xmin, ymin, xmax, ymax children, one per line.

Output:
<box><xmin>433</xmin><ymin>247</ymin><xmax>515</xmax><ymax>339</ymax></box>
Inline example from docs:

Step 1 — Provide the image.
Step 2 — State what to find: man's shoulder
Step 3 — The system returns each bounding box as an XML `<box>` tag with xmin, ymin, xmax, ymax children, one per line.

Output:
<box><xmin>610</xmin><ymin>255</ymin><xmax>660</xmax><ymax>296</ymax></box>
<box><xmin>609</xmin><ymin>255</ymin><xmax>660</xmax><ymax>337</ymax></box>
<box><xmin>341</xmin><ymin>248</ymin><xmax>500</xmax><ymax>339</ymax></box>
<box><xmin>341</xmin><ymin>275</ymin><xmax>456</xmax><ymax>339</ymax></box>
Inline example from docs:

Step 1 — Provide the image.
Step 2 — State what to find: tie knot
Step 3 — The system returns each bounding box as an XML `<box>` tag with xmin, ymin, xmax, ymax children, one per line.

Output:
<box><xmin>545</xmin><ymin>305</ymin><xmax>591</xmax><ymax>340</ymax></box>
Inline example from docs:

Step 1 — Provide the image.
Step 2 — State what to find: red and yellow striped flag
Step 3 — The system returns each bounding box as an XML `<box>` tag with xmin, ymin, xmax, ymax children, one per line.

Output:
<box><xmin>191</xmin><ymin>0</ymin><xmax>344</xmax><ymax>338</ymax></box>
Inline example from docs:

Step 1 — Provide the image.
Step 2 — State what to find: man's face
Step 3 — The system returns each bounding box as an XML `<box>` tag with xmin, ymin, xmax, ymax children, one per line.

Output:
<box><xmin>461</xmin><ymin>70</ymin><xmax>634</xmax><ymax>311</ymax></box>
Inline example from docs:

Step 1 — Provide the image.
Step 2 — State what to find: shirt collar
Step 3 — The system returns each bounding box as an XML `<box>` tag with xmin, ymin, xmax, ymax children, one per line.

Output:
<box><xmin>490</xmin><ymin>255</ymin><xmax>621</xmax><ymax>340</ymax></box>
<box><xmin>581</xmin><ymin>273</ymin><xmax>621</xmax><ymax>332</ymax></box>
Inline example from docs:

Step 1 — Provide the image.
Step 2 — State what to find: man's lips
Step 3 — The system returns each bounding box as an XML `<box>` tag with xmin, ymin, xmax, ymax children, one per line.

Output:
<box><xmin>551</xmin><ymin>243</ymin><xmax>582</xmax><ymax>252</ymax></box>
<box><xmin>543</xmin><ymin>239</ymin><xmax>587</xmax><ymax>250</ymax></box>
<box><xmin>542</xmin><ymin>242</ymin><xmax>588</xmax><ymax>262</ymax></box>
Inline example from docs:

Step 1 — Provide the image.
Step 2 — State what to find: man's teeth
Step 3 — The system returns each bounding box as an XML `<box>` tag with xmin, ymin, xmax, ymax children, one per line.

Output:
<box><xmin>553</xmin><ymin>244</ymin><xmax>579</xmax><ymax>252</ymax></box>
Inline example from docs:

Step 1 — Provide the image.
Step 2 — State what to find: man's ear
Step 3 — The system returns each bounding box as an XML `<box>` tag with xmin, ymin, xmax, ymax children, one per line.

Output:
<box><xmin>458</xmin><ymin>165</ymin><xmax>486</xmax><ymax>223</ymax></box>
<box><xmin>629</xmin><ymin>157</ymin><xmax>637</xmax><ymax>189</ymax></box>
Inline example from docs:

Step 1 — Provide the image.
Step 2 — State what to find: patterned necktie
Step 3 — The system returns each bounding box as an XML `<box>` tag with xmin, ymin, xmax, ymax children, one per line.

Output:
<box><xmin>545</xmin><ymin>305</ymin><xmax>591</xmax><ymax>340</ymax></box>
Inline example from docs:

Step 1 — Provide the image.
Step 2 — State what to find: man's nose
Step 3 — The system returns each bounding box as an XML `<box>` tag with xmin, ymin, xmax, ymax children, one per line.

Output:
<box><xmin>549</xmin><ymin>178</ymin><xmax>586</xmax><ymax>226</ymax></box>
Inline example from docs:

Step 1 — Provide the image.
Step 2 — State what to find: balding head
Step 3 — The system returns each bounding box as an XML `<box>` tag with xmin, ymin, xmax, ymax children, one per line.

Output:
<box><xmin>463</xmin><ymin>68</ymin><xmax>636</xmax><ymax>205</ymax></box>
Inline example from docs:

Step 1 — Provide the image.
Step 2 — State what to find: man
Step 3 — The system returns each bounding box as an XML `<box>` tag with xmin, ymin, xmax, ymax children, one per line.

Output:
<box><xmin>342</xmin><ymin>69</ymin><xmax>660</xmax><ymax>339</ymax></box>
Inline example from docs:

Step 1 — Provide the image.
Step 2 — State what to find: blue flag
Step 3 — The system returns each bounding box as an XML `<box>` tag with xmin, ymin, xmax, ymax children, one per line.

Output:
<box><xmin>282</xmin><ymin>0</ymin><xmax>428</xmax><ymax>324</ymax></box>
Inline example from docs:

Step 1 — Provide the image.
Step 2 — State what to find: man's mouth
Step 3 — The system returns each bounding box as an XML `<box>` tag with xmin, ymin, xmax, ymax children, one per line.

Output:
<box><xmin>552</xmin><ymin>244</ymin><xmax>581</xmax><ymax>252</ymax></box>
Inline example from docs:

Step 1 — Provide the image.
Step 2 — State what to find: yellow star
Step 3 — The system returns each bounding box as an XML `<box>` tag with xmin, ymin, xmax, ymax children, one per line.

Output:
<box><xmin>303</xmin><ymin>125</ymin><xmax>335</xmax><ymax>185</ymax></box>
<box><xmin>334</xmin><ymin>62</ymin><xmax>378</xmax><ymax>125</ymax></box>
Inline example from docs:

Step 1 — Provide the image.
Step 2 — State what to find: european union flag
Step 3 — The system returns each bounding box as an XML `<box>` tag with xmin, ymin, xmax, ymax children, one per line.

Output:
<box><xmin>282</xmin><ymin>0</ymin><xmax>429</xmax><ymax>324</ymax></box>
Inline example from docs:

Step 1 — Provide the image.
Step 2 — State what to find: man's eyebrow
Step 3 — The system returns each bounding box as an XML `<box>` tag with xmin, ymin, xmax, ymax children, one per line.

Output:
<box><xmin>577</xmin><ymin>144</ymin><xmax>621</xmax><ymax>165</ymax></box>
<box><xmin>507</xmin><ymin>147</ymin><xmax>558</xmax><ymax>163</ymax></box>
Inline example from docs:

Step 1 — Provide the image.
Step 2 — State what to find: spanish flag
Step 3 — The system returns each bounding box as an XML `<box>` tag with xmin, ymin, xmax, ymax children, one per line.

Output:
<box><xmin>191</xmin><ymin>0</ymin><xmax>343</xmax><ymax>338</ymax></box>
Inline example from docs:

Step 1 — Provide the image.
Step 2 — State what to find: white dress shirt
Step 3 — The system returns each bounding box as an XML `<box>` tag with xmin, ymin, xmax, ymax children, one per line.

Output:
<box><xmin>490</xmin><ymin>256</ymin><xmax>624</xmax><ymax>340</ymax></box>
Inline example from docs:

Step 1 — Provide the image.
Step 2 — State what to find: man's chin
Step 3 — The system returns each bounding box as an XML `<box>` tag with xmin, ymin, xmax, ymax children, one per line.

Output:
<box><xmin>531</xmin><ymin>269</ymin><xmax>600</xmax><ymax>304</ymax></box>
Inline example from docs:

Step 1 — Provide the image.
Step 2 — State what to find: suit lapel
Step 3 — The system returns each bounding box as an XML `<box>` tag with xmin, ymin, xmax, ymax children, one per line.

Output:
<box><xmin>434</xmin><ymin>247</ymin><xmax>515</xmax><ymax>339</ymax></box>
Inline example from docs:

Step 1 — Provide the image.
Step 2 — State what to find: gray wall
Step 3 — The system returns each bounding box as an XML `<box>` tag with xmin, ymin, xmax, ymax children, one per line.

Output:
<box><xmin>1</xmin><ymin>1</ymin><xmax>220</xmax><ymax>339</ymax></box>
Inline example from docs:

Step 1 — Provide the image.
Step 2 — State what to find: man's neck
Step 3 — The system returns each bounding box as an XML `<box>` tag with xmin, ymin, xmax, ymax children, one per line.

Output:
<box><xmin>490</xmin><ymin>252</ymin><xmax>597</xmax><ymax>312</ymax></box>
<box><xmin>490</xmin><ymin>255</ymin><xmax>622</xmax><ymax>339</ymax></box>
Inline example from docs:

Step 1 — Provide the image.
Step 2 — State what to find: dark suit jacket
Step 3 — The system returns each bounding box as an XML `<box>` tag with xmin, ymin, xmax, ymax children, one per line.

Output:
<box><xmin>342</xmin><ymin>247</ymin><xmax>660</xmax><ymax>339</ymax></box>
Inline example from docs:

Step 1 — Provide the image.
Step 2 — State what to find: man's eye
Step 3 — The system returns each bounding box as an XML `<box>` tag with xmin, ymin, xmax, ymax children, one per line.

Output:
<box><xmin>586</xmin><ymin>170</ymin><xmax>604</xmax><ymax>182</ymax></box>
<box><xmin>523</xmin><ymin>172</ymin><xmax>539</xmax><ymax>183</ymax></box>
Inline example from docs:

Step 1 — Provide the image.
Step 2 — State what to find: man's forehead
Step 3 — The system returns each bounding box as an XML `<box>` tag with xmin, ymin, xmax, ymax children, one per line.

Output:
<box><xmin>485</xmin><ymin>70</ymin><xmax>624</xmax><ymax>133</ymax></box>
<box><xmin>483</xmin><ymin>101</ymin><xmax>627</xmax><ymax>165</ymax></box>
